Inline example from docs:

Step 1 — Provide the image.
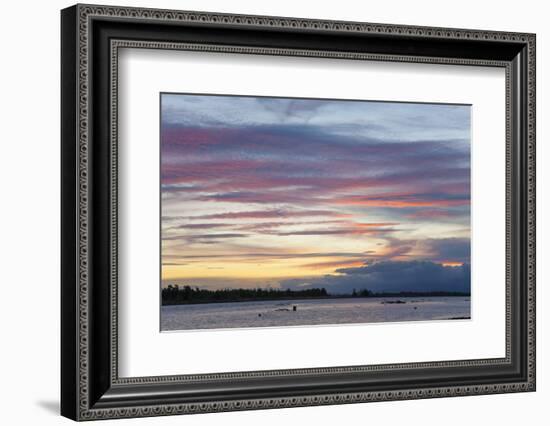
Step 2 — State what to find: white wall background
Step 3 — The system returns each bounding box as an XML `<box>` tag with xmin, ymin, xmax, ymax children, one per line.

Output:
<box><xmin>0</xmin><ymin>0</ymin><xmax>546</xmax><ymax>424</ymax></box>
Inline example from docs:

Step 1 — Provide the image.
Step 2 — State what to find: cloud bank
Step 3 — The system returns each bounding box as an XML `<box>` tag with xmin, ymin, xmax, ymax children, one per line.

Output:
<box><xmin>280</xmin><ymin>260</ymin><xmax>470</xmax><ymax>294</ymax></box>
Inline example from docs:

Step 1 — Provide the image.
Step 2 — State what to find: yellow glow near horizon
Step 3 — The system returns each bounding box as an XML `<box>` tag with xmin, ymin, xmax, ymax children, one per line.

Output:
<box><xmin>161</xmin><ymin>255</ymin><xmax>365</xmax><ymax>281</ymax></box>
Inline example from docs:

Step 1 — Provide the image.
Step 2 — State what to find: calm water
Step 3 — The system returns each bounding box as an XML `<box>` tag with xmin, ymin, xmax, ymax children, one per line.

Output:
<box><xmin>161</xmin><ymin>297</ymin><xmax>470</xmax><ymax>331</ymax></box>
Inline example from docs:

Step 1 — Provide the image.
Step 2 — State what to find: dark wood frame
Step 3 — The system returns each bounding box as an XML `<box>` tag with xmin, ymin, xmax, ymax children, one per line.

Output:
<box><xmin>61</xmin><ymin>4</ymin><xmax>536</xmax><ymax>421</ymax></box>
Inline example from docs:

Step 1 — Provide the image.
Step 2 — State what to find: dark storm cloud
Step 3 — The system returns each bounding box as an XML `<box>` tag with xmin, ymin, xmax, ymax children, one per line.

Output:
<box><xmin>280</xmin><ymin>260</ymin><xmax>470</xmax><ymax>294</ymax></box>
<box><xmin>421</xmin><ymin>238</ymin><xmax>470</xmax><ymax>264</ymax></box>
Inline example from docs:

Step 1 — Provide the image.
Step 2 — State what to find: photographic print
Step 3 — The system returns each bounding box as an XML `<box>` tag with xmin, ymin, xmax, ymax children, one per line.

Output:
<box><xmin>160</xmin><ymin>93</ymin><xmax>471</xmax><ymax>331</ymax></box>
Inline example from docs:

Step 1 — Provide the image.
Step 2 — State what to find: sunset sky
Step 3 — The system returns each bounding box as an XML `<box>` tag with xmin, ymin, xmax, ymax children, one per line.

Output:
<box><xmin>160</xmin><ymin>94</ymin><xmax>471</xmax><ymax>294</ymax></box>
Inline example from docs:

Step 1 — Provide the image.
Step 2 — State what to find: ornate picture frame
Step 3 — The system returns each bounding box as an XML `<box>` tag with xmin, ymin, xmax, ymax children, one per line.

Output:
<box><xmin>61</xmin><ymin>4</ymin><xmax>535</xmax><ymax>421</ymax></box>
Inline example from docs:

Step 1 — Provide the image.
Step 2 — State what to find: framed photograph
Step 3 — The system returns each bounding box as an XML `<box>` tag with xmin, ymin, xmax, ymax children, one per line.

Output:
<box><xmin>61</xmin><ymin>4</ymin><xmax>536</xmax><ymax>421</ymax></box>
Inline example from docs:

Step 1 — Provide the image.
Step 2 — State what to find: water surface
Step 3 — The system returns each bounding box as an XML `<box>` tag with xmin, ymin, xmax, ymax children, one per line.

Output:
<box><xmin>161</xmin><ymin>296</ymin><xmax>470</xmax><ymax>331</ymax></box>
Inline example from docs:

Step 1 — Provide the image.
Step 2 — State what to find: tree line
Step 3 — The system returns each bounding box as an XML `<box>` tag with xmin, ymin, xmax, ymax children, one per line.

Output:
<box><xmin>162</xmin><ymin>285</ymin><xmax>331</xmax><ymax>305</ymax></box>
<box><xmin>161</xmin><ymin>285</ymin><xmax>469</xmax><ymax>305</ymax></box>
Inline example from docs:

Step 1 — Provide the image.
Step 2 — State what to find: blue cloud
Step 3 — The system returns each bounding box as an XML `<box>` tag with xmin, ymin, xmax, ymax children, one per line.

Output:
<box><xmin>422</xmin><ymin>238</ymin><xmax>470</xmax><ymax>264</ymax></box>
<box><xmin>280</xmin><ymin>260</ymin><xmax>470</xmax><ymax>294</ymax></box>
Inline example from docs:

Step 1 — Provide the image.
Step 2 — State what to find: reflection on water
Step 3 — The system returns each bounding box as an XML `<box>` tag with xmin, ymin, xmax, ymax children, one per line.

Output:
<box><xmin>160</xmin><ymin>297</ymin><xmax>471</xmax><ymax>331</ymax></box>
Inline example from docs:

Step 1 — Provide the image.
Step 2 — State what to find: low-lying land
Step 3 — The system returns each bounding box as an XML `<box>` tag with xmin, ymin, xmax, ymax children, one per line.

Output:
<box><xmin>161</xmin><ymin>285</ymin><xmax>470</xmax><ymax>305</ymax></box>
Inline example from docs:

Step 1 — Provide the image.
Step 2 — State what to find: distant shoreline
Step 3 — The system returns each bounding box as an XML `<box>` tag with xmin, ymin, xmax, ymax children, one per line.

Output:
<box><xmin>161</xmin><ymin>292</ymin><xmax>470</xmax><ymax>306</ymax></box>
